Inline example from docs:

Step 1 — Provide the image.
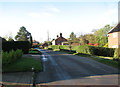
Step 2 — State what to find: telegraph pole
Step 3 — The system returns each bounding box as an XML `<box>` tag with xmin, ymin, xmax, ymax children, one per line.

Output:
<box><xmin>47</xmin><ymin>30</ymin><xmax>49</xmax><ymax>41</ymax></box>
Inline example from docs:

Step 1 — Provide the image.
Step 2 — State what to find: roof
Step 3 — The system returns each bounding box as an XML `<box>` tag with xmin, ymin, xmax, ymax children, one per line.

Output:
<box><xmin>108</xmin><ymin>23</ymin><xmax>120</xmax><ymax>34</ymax></box>
<box><xmin>55</xmin><ymin>37</ymin><xmax>67</xmax><ymax>41</ymax></box>
<box><xmin>42</xmin><ymin>42</ymin><xmax>48</xmax><ymax>46</ymax></box>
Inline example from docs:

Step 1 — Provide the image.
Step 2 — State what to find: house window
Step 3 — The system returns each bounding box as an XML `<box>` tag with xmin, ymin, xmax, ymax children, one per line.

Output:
<box><xmin>113</xmin><ymin>33</ymin><xmax>117</xmax><ymax>38</ymax></box>
<box><xmin>112</xmin><ymin>45</ymin><xmax>118</xmax><ymax>48</ymax></box>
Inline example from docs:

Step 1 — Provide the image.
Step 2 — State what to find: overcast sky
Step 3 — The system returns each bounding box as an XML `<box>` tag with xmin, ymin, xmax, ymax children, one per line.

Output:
<box><xmin>0</xmin><ymin>0</ymin><xmax>119</xmax><ymax>42</ymax></box>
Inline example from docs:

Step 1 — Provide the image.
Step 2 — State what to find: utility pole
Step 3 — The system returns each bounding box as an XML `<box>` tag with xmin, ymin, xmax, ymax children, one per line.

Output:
<box><xmin>47</xmin><ymin>30</ymin><xmax>49</xmax><ymax>41</ymax></box>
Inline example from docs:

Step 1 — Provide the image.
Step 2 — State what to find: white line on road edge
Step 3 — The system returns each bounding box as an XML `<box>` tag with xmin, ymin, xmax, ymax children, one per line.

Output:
<box><xmin>42</xmin><ymin>54</ymin><xmax>47</xmax><ymax>72</ymax></box>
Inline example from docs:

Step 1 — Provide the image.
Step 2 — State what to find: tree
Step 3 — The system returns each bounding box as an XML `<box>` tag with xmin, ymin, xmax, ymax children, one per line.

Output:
<box><xmin>79</xmin><ymin>34</ymin><xmax>89</xmax><ymax>45</ymax></box>
<box><xmin>70</xmin><ymin>32</ymin><xmax>76</xmax><ymax>41</ymax></box>
<box><xmin>69</xmin><ymin>32</ymin><xmax>79</xmax><ymax>43</ymax></box>
<box><xmin>15</xmin><ymin>26</ymin><xmax>33</xmax><ymax>47</ymax></box>
<box><xmin>8</xmin><ymin>36</ymin><xmax>14</xmax><ymax>41</ymax></box>
<box><xmin>94</xmin><ymin>24</ymin><xmax>112</xmax><ymax>47</ymax></box>
<box><xmin>4</xmin><ymin>32</ymin><xmax>14</xmax><ymax>41</ymax></box>
<box><xmin>15</xmin><ymin>26</ymin><xmax>28</xmax><ymax>41</ymax></box>
<box><xmin>85</xmin><ymin>34</ymin><xmax>95</xmax><ymax>44</ymax></box>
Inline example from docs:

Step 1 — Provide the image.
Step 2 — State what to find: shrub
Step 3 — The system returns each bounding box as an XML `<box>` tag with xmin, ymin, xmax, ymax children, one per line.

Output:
<box><xmin>2</xmin><ymin>41</ymin><xmax>30</xmax><ymax>54</ymax></box>
<box><xmin>59</xmin><ymin>45</ymin><xmax>69</xmax><ymax>50</ymax></box>
<box><xmin>114</xmin><ymin>47</ymin><xmax>120</xmax><ymax>59</ymax></box>
<box><xmin>104</xmin><ymin>43</ymin><xmax>108</xmax><ymax>48</ymax></box>
<box><xmin>2</xmin><ymin>49</ymin><xmax>23</xmax><ymax>65</ymax></box>
<box><xmin>50</xmin><ymin>45</ymin><xmax>60</xmax><ymax>50</ymax></box>
<box><xmin>74</xmin><ymin>45</ymin><xmax>91</xmax><ymax>54</ymax></box>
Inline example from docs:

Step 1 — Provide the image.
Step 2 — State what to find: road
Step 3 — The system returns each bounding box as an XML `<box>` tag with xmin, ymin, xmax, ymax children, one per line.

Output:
<box><xmin>36</xmin><ymin>49</ymin><xmax>119</xmax><ymax>85</ymax></box>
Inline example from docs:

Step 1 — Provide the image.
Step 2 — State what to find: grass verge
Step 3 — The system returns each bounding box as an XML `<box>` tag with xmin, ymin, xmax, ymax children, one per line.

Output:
<box><xmin>75</xmin><ymin>53</ymin><xmax>119</xmax><ymax>70</ymax></box>
<box><xmin>29</xmin><ymin>50</ymin><xmax>39</xmax><ymax>54</ymax></box>
<box><xmin>90</xmin><ymin>56</ymin><xmax>119</xmax><ymax>69</ymax></box>
<box><xmin>3</xmin><ymin>57</ymin><xmax>43</xmax><ymax>73</ymax></box>
<box><xmin>57</xmin><ymin>50</ymin><xmax>119</xmax><ymax>70</ymax></box>
<box><xmin>29</xmin><ymin>50</ymin><xmax>42</xmax><ymax>55</ymax></box>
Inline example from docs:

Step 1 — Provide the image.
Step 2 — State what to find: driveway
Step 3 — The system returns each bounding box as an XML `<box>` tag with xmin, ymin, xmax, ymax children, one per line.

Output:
<box><xmin>36</xmin><ymin>49</ymin><xmax>119</xmax><ymax>85</ymax></box>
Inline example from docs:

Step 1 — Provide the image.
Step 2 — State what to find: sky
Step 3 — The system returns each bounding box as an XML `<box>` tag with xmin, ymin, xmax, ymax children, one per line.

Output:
<box><xmin>0</xmin><ymin>0</ymin><xmax>119</xmax><ymax>42</ymax></box>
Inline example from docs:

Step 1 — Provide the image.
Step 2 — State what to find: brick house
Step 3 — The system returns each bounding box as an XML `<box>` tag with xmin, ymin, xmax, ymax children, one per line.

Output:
<box><xmin>108</xmin><ymin>23</ymin><xmax>120</xmax><ymax>48</ymax></box>
<box><xmin>42</xmin><ymin>42</ymin><xmax>48</xmax><ymax>48</ymax></box>
<box><xmin>52</xmin><ymin>33</ymin><xmax>68</xmax><ymax>45</ymax></box>
<box><xmin>32</xmin><ymin>40</ymin><xmax>39</xmax><ymax>46</ymax></box>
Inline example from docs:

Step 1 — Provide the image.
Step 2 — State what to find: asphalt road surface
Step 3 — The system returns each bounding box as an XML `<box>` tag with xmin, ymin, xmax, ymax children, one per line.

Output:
<box><xmin>36</xmin><ymin>49</ymin><xmax>119</xmax><ymax>85</ymax></box>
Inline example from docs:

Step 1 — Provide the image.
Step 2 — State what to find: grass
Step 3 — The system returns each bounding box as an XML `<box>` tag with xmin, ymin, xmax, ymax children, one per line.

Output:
<box><xmin>90</xmin><ymin>56</ymin><xmax>119</xmax><ymax>69</ymax></box>
<box><xmin>29</xmin><ymin>50</ymin><xmax>42</xmax><ymax>55</ymax></box>
<box><xmin>93</xmin><ymin>55</ymin><xmax>113</xmax><ymax>60</ymax></box>
<box><xmin>3</xmin><ymin>57</ymin><xmax>43</xmax><ymax>73</ymax></box>
<box><xmin>57</xmin><ymin>49</ymin><xmax>120</xmax><ymax>70</ymax></box>
<box><xmin>75</xmin><ymin>53</ymin><xmax>119</xmax><ymax>69</ymax></box>
<box><xmin>29</xmin><ymin>50</ymin><xmax>39</xmax><ymax>54</ymax></box>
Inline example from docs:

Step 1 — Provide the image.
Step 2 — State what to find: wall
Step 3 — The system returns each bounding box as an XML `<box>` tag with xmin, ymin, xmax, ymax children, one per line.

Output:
<box><xmin>118</xmin><ymin>31</ymin><xmax>120</xmax><ymax>47</ymax></box>
<box><xmin>108</xmin><ymin>32</ymin><xmax>118</xmax><ymax>48</ymax></box>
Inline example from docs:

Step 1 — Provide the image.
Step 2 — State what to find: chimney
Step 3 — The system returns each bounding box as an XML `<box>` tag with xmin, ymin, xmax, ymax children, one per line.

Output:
<box><xmin>60</xmin><ymin>33</ymin><xmax>62</xmax><ymax>37</ymax></box>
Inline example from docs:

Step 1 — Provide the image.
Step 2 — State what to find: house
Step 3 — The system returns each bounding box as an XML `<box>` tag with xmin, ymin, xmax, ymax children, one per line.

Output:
<box><xmin>52</xmin><ymin>33</ymin><xmax>68</xmax><ymax>45</ymax></box>
<box><xmin>32</xmin><ymin>40</ymin><xmax>39</xmax><ymax>46</ymax></box>
<box><xmin>71</xmin><ymin>42</ymin><xmax>80</xmax><ymax>46</ymax></box>
<box><xmin>42</xmin><ymin>42</ymin><xmax>48</xmax><ymax>48</ymax></box>
<box><xmin>108</xmin><ymin>23</ymin><xmax>120</xmax><ymax>48</ymax></box>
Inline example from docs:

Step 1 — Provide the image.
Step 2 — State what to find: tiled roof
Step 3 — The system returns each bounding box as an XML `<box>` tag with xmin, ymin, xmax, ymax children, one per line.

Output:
<box><xmin>108</xmin><ymin>23</ymin><xmax>120</xmax><ymax>34</ymax></box>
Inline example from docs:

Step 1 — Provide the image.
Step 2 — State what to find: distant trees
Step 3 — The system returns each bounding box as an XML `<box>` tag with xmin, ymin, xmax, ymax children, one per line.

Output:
<box><xmin>69</xmin><ymin>32</ymin><xmax>76</xmax><ymax>41</ymax></box>
<box><xmin>68</xmin><ymin>24</ymin><xmax>113</xmax><ymax>47</ymax></box>
<box><xmin>69</xmin><ymin>32</ymin><xmax>79</xmax><ymax>44</ymax></box>
<box><xmin>3</xmin><ymin>32</ymin><xmax>14</xmax><ymax>41</ymax></box>
<box><xmin>79</xmin><ymin>34</ymin><xmax>89</xmax><ymax>45</ymax></box>
<box><xmin>94</xmin><ymin>24</ymin><xmax>113</xmax><ymax>46</ymax></box>
<box><xmin>8</xmin><ymin>36</ymin><xmax>14</xmax><ymax>41</ymax></box>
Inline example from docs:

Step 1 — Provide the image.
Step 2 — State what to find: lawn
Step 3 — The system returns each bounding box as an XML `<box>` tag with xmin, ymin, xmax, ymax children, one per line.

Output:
<box><xmin>3</xmin><ymin>57</ymin><xmax>43</xmax><ymax>73</ymax></box>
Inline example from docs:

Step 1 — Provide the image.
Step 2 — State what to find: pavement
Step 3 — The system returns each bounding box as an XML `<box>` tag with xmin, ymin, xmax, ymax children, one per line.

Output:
<box><xmin>36</xmin><ymin>49</ymin><xmax>119</xmax><ymax>85</ymax></box>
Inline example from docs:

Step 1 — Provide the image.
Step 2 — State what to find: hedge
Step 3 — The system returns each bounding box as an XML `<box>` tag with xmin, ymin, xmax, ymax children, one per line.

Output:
<box><xmin>2</xmin><ymin>49</ymin><xmax>23</xmax><ymax>65</ymax></box>
<box><xmin>75</xmin><ymin>45</ymin><xmax>115</xmax><ymax>57</ymax></box>
<box><xmin>48</xmin><ymin>45</ymin><xmax>115</xmax><ymax>57</ymax></box>
<box><xmin>89</xmin><ymin>46</ymin><xmax>115</xmax><ymax>57</ymax></box>
<box><xmin>2</xmin><ymin>41</ymin><xmax>30</xmax><ymax>54</ymax></box>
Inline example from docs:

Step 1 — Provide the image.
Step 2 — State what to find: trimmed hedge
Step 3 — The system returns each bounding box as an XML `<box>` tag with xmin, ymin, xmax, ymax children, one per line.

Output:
<box><xmin>49</xmin><ymin>45</ymin><xmax>115</xmax><ymax>57</ymax></box>
<box><xmin>2</xmin><ymin>41</ymin><xmax>30</xmax><ymax>54</ymax></box>
<box><xmin>88</xmin><ymin>46</ymin><xmax>115</xmax><ymax>57</ymax></box>
<box><xmin>2</xmin><ymin>49</ymin><xmax>23</xmax><ymax>65</ymax></box>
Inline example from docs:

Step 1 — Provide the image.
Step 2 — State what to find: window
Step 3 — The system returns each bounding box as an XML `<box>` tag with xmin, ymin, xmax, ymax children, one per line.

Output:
<box><xmin>112</xmin><ymin>45</ymin><xmax>118</xmax><ymax>48</ymax></box>
<box><xmin>113</xmin><ymin>33</ymin><xmax>117</xmax><ymax>38</ymax></box>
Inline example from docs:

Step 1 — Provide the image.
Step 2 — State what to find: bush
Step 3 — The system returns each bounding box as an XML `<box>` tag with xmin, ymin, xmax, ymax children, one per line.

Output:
<box><xmin>2</xmin><ymin>49</ymin><xmax>23</xmax><ymax>65</ymax></box>
<box><xmin>50</xmin><ymin>45</ymin><xmax>60</xmax><ymax>50</ymax></box>
<box><xmin>2</xmin><ymin>41</ymin><xmax>30</xmax><ymax>54</ymax></box>
<box><xmin>114</xmin><ymin>47</ymin><xmax>120</xmax><ymax>59</ymax></box>
<box><xmin>49</xmin><ymin>45</ymin><xmax>115</xmax><ymax>57</ymax></box>
<box><xmin>104</xmin><ymin>43</ymin><xmax>108</xmax><ymax>48</ymax></box>
<box><xmin>75</xmin><ymin>45</ymin><xmax>91</xmax><ymax>54</ymax></box>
